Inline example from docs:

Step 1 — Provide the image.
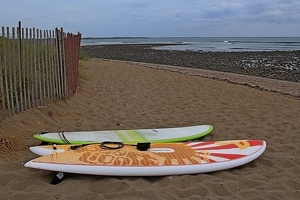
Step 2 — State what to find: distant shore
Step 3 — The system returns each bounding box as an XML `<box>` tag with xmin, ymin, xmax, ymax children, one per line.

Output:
<box><xmin>81</xmin><ymin>44</ymin><xmax>300</xmax><ymax>82</ymax></box>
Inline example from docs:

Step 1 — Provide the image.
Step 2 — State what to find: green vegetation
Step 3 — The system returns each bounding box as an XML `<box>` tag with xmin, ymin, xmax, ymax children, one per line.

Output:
<box><xmin>0</xmin><ymin>35</ymin><xmax>60</xmax><ymax>117</ymax></box>
<box><xmin>79</xmin><ymin>49</ymin><xmax>90</xmax><ymax>61</ymax></box>
<box><xmin>0</xmin><ymin>36</ymin><xmax>59</xmax><ymax>103</ymax></box>
<box><xmin>78</xmin><ymin>49</ymin><xmax>89</xmax><ymax>84</ymax></box>
<box><xmin>0</xmin><ymin>32</ymin><xmax>82</xmax><ymax>118</ymax></box>
<box><xmin>78</xmin><ymin>49</ymin><xmax>90</xmax><ymax>84</ymax></box>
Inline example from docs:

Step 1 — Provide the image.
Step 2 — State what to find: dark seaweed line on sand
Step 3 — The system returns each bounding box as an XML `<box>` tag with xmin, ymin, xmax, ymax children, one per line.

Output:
<box><xmin>102</xmin><ymin>59</ymin><xmax>300</xmax><ymax>99</ymax></box>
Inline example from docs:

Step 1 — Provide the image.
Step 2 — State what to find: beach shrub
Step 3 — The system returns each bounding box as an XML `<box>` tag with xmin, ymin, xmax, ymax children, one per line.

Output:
<box><xmin>0</xmin><ymin>134</ymin><xmax>25</xmax><ymax>160</ymax></box>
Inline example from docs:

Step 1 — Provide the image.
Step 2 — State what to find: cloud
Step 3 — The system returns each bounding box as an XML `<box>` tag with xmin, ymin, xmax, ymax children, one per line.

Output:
<box><xmin>202</xmin><ymin>2</ymin><xmax>244</xmax><ymax>19</ymax></box>
<box><xmin>1</xmin><ymin>0</ymin><xmax>300</xmax><ymax>36</ymax></box>
<box><xmin>241</xmin><ymin>0</ymin><xmax>300</xmax><ymax>24</ymax></box>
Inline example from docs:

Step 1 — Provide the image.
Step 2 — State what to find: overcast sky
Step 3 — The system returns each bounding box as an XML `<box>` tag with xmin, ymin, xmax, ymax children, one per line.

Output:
<box><xmin>1</xmin><ymin>0</ymin><xmax>300</xmax><ymax>37</ymax></box>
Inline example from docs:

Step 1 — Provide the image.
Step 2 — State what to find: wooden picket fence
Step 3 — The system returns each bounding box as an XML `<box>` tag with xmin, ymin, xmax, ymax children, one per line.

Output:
<box><xmin>0</xmin><ymin>21</ymin><xmax>81</xmax><ymax>119</ymax></box>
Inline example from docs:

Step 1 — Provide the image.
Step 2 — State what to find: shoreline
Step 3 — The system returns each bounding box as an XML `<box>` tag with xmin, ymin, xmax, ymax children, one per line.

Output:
<box><xmin>81</xmin><ymin>44</ymin><xmax>300</xmax><ymax>83</ymax></box>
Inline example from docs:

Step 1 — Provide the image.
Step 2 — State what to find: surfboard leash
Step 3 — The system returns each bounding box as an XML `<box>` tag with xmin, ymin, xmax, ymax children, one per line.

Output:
<box><xmin>100</xmin><ymin>141</ymin><xmax>151</xmax><ymax>151</ymax></box>
<box><xmin>69</xmin><ymin>141</ymin><xmax>151</xmax><ymax>151</ymax></box>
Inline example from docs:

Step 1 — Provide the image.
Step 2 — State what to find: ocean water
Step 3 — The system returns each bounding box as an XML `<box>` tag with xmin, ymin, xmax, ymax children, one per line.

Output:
<box><xmin>81</xmin><ymin>37</ymin><xmax>300</xmax><ymax>52</ymax></box>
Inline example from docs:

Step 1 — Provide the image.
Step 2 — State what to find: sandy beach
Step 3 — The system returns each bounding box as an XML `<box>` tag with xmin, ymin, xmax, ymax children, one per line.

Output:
<box><xmin>1</xmin><ymin>58</ymin><xmax>300</xmax><ymax>199</ymax></box>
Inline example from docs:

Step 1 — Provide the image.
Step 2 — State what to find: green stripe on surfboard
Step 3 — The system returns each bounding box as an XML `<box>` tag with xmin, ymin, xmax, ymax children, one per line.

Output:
<box><xmin>114</xmin><ymin>130</ymin><xmax>148</xmax><ymax>144</ymax></box>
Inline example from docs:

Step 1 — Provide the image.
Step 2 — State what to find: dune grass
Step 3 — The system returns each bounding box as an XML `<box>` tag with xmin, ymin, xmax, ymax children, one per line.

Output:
<box><xmin>0</xmin><ymin>134</ymin><xmax>26</xmax><ymax>160</ymax></box>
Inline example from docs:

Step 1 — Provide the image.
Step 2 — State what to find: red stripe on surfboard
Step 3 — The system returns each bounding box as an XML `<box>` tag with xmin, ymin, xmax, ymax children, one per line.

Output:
<box><xmin>197</xmin><ymin>152</ymin><xmax>247</xmax><ymax>162</ymax></box>
<box><xmin>190</xmin><ymin>140</ymin><xmax>263</xmax><ymax>150</ymax></box>
<box><xmin>210</xmin><ymin>153</ymin><xmax>247</xmax><ymax>160</ymax></box>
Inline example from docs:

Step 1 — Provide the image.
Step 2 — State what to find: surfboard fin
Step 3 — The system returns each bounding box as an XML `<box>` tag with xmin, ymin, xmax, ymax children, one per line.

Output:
<box><xmin>51</xmin><ymin>172</ymin><xmax>66</xmax><ymax>185</ymax></box>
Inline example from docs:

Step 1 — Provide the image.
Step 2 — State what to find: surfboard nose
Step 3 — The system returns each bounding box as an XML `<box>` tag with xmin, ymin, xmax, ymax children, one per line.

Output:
<box><xmin>24</xmin><ymin>161</ymin><xmax>31</xmax><ymax>168</ymax></box>
<box><xmin>30</xmin><ymin>146</ymin><xmax>65</xmax><ymax>156</ymax></box>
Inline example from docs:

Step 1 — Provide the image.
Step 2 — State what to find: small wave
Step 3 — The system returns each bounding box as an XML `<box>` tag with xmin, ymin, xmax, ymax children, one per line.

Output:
<box><xmin>226</xmin><ymin>40</ymin><xmax>300</xmax><ymax>44</ymax></box>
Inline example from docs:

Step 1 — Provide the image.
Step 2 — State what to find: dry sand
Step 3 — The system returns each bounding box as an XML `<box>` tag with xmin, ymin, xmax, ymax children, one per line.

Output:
<box><xmin>0</xmin><ymin>59</ymin><xmax>300</xmax><ymax>200</ymax></box>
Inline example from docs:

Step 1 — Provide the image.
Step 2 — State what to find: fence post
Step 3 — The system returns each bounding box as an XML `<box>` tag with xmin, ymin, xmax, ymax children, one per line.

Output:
<box><xmin>17</xmin><ymin>21</ymin><xmax>24</xmax><ymax>112</ymax></box>
<box><xmin>61</xmin><ymin>28</ymin><xmax>66</xmax><ymax>98</ymax></box>
<box><xmin>56</xmin><ymin>28</ymin><xmax>64</xmax><ymax>98</ymax></box>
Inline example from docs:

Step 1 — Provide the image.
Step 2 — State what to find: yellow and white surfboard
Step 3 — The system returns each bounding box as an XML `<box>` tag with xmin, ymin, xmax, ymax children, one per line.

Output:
<box><xmin>25</xmin><ymin>140</ymin><xmax>266</xmax><ymax>176</ymax></box>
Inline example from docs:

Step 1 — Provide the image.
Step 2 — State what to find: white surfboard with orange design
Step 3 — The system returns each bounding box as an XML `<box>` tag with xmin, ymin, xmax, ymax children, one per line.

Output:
<box><xmin>25</xmin><ymin>140</ymin><xmax>266</xmax><ymax>176</ymax></box>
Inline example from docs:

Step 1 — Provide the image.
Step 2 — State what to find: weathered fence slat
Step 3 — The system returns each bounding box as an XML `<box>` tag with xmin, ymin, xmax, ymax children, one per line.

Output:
<box><xmin>0</xmin><ymin>27</ymin><xmax>6</xmax><ymax>117</ymax></box>
<box><xmin>3</xmin><ymin>27</ymin><xmax>11</xmax><ymax>116</ymax></box>
<box><xmin>21</xmin><ymin>27</ymin><xmax>28</xmax><ymax>111</ymax></box>
<box><xmin>49</xmin><ymin>30</ymin><xmax>55</xmax><ymax>99</ymax></box>
<box><xmin>29</xmin><ymin>28</ymin><xmax>34</xmax><ymax>108</ymax></box>
<box><xmin>45</xmin><ymin>30</ymin><xmax>50</xmax><ymax>102</ymax></box>
<box><xmin>8</xmin><ymin>27</ymin><xmax>15</xmax><ymax>115</ymax></box>
<box><xmin>25</xmin><ymin>28</ymin><xmax>30</xmax><ymax>109</ymax></box>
